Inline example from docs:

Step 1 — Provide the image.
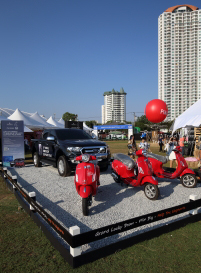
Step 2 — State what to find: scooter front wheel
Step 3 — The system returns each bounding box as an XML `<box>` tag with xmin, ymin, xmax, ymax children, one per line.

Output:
<box><xmin>144</xmin><ymin>183</ymin><xmax>159</xmax><ymax>200</ymax></box>
<box><xmin>82</xmin><ymin>195</ymin><xmax>92</xmax><ymax>216</ymax></box>
<box><xmin>180</xmin><ymin>174</ymin><xmax>197</xmax><ymax>188</ymax></box>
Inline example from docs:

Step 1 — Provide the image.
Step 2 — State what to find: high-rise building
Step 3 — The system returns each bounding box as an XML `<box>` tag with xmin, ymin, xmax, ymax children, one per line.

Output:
<box><xmin>101</xmin><ymin>88</ymin><xmax>126</xmax><ymax>124</ymax></box>
<box><xmin>158</xmin><ymin>4</ymin><xmax>201</xmax><ymax>120</ymax></box>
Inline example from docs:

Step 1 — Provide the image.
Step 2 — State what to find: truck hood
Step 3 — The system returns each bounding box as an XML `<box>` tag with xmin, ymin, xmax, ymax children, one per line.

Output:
<box><xmin>60</xmin><ymin>139</ymin><xmax>106</xmax><ymax>147</ymax></box>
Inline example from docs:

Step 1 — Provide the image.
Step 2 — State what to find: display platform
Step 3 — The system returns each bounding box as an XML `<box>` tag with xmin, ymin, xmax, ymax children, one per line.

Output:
<box><xmin>6</xmin><ymin>164</ymin><xmax>201</xmax><ymax>253</ymax></box>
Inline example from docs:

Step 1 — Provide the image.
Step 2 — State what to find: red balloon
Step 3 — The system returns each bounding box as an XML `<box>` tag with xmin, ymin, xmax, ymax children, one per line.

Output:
<box><xmin>145</xmin><ymin>99</ymin><xmax>168</xmax><ymax>123</ymax></box>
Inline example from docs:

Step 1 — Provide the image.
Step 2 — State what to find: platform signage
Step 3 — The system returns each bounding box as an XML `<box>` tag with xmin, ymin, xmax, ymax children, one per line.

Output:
<box><xmin>1</xmin><ymin>120</ymin><xmax>24</xmax><ymax>167</ymax></box>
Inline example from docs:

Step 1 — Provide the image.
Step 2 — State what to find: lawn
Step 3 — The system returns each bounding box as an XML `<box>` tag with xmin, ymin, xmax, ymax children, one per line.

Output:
<box><xmin>1</xmin><ymin>141</ymin><xmax>201</xmax><ymax>272</ymax></box>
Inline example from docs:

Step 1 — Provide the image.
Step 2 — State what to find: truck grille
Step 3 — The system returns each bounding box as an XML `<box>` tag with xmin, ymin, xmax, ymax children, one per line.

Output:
<box><xmin>81</xmin><ymin>146</ymin><xmax>106</xmax><ymax>154</ymax></box>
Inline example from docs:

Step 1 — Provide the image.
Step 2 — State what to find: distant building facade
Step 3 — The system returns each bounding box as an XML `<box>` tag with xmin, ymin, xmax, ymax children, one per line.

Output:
<box><xmin>158</xmin><ymin>4</ymin><xmax>201</xmax><ymax>120</ymax></box>
<box><xmin>101</xmin><ymin>88</ymin><xmax>126</xmax><ymax>124</ymax></box>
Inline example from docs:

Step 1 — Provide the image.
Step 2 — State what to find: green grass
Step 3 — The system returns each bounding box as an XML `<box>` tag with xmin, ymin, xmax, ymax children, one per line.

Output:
<box><xmin>1</xmin><ymin>141</ymin><xmax>201</xmax><ymax>272</ymax></box>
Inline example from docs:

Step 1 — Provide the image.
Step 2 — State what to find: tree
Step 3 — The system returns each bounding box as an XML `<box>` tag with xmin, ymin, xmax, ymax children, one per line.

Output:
<box><xmin>62</xmin><ymin>112</ymin><xmax>77</xmax><ymax>121</ymax></box>
<box><xmin>85</xmin><ymin>120</ymin><xmax>98</xmax><ymax>128</ymax></box>
<box><xmin>135</xmin><ymin>115</ymin><xmax>151</xmax><ymax>131</ymax></box>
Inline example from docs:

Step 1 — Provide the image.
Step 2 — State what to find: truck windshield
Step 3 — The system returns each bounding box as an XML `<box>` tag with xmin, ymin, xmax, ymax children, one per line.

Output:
<box><xmin>56</xmin><ymin>129</ymin><xmax>93</xmax><ymax>140</ymax></box>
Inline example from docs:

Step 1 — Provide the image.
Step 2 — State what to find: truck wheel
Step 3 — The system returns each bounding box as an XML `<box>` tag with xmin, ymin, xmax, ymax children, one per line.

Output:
<box><xmin>33</xmin><ymin>152</ymin><xmax>42</xmax><ymax>167</ymax></box>
<box><xmin>57</xmin><ymin>156</ymin><xmax>71</xmax><ymax>177</ymax></box>
<box><xmin>180</xmin><ymin>174</ymin><xmax>197</xmax><ymax>188</ymax></box>
<box><xmin>144</xmin><ymin>183</ymin><xmax>159</xmax><ymax>200</ymax></box>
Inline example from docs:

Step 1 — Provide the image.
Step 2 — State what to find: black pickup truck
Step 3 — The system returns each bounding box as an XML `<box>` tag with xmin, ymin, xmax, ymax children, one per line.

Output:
<box><xmin>31</xmin><ymin>128</ymin><xmax>110</xmax><ymax>176</ymax></box>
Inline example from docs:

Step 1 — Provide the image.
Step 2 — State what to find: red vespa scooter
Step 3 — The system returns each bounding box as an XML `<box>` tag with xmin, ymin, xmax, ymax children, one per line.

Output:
<box><xmin>111</xmin><ymin>149</ymin><xmax>159</xmax><ymax>200</ymax></box>
<box><xmin>74</xmin><ymin>154</ymin><xmax>100</xmax><ymax>216</ymax></box>
<box><xmin>146</xmin><ymin>146</ymin><xmax>197</xmax><ymax>188</ymax></box>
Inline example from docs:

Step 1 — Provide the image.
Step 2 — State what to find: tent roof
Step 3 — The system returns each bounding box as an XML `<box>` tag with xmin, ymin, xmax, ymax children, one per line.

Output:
<box><xmin>24</xmin><ymin>126</ymin><xmax>33</xmax><ymax>132</ymax></box>
<box><xmin>47</xmin><ymin>116</ymin><xmax>63</xmax><ymax>127</ymax></box>
<box><xmin>172</xmin><ymin>99</ymin><xmax>201</xmax><ymax>132</ymax></box>
<box><xmin>30</xmin><ymin>112</ymin><xmax>54</xmax><ymax>128</ymax></box>
<box><xmin>0</xmin><ymin>107</ymin><xmax>33</xmax><ymax>117</ymax></box>
<box><xmin>58</xmin><ymin>118</ymin><xmax>65</xmax><ymax>127</ymax></box>
<box><xmin>8</xmin><ymin>109</ymin><xmax>45</xmax><ymax>129</ymax></box>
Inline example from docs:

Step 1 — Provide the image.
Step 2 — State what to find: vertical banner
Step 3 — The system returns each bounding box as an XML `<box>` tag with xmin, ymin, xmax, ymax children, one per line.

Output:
<box><xmin>1</xmin><ymin>120</ymin><xmax>25</xmax><ymax>167</ymax></box>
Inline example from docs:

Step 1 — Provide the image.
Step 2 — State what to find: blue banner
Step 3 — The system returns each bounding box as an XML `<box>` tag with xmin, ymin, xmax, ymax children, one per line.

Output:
<box><xmin>1</xmin><ymin>120</ymin><xmax>25</xmax><ymax>167</ymax></box>
<box><xmin>93</xmin><ymin>125</ymin><xmax>132</xmax><ymax>130</ymax></box>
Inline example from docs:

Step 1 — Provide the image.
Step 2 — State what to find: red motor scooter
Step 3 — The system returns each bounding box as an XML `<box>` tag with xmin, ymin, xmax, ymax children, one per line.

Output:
<box><xmin>111</xmin><ymin>149</ymin><xmax>159</xmax><ymax>200</ymax></box>
<box><xmin>146</xmin><ymin>146</ymin><xmax>197</xmax><ymax>188</ymax></box>
<box><xmin>74</xmin><ymin>154</ymin><xmax>100</xmax><ymax>216</ymax></box>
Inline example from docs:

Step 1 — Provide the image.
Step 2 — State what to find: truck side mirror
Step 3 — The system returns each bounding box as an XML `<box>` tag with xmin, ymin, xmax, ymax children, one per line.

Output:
<box><xmin>47</xmin><ymin>136</ymin><xmax>55</xmax><ymax>141</ymax></box>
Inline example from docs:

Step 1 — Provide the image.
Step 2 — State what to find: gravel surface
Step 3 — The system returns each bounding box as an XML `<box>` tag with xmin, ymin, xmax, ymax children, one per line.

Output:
<box><xmin>7</xmin><ymin>164</ymin><xmax>201</xmax><ymax>253</ymax></box>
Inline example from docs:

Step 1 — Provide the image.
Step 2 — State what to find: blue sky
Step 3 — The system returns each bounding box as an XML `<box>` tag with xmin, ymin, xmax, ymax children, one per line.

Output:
<box><xmin>1</xmin><ymin>0</ymin><xmax>200</xmax><ymax>122</ymax></box>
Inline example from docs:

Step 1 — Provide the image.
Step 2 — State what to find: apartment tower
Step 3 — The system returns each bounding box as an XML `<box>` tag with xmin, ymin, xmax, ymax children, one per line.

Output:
<box><xmin>158</xmin><ymin>4</ymin><xmax>201</xmax><ymax>120</ymax></box>
<box><xmin>102</xmin><ymin>88</ymin><xmax>126</xmax><ymax>124</ymax></box>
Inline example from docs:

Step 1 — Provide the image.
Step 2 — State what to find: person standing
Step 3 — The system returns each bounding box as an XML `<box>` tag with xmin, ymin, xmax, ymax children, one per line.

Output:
<box><xmin>179</xmin><ymin>135</ymin><xmax>186</xmax><ymax>156</ymax></box>
<box><xmin>158</xmin><ymin>135</ymin><xmax>164</xmax><ymax>152</ymax></box>
<box><xmin>128</xmin><ymin>135</ymin><xmax>137</xmax><ymax>159</ymax></box>
<box><xmin>139</xmin><ymin>138</ymin><xmax>150</xmax><ymax>152</ymax></box>
<box><xmin>169</xmin><ymin>137</ymin><xmax>178</xmax><ymax>168</ymax></box>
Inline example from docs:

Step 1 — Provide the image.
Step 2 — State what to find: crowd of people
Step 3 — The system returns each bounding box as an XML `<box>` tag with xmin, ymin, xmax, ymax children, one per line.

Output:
<box><xmin>127</xmin><ymin>133</ymin><xmax>190</xmax><ymax>168</ymax></box>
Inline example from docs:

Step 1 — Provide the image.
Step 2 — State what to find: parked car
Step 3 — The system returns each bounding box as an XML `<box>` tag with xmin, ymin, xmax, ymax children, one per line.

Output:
<box><xmin>31</xmin><ymin>128</ymin><xmax>111</xmax><ymax>176</ymax></box>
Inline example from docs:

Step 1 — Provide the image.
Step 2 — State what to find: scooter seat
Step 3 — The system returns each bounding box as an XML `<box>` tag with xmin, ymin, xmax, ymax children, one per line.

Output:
<box><xmin>146</xmin><ymin>153</ymin><xmax>168</xmax><ymax>164</ymax></box>
<box><xmin>113</xmin><ymin>153</ymin><xmax>135</xmax><ymax>169</ymax></box>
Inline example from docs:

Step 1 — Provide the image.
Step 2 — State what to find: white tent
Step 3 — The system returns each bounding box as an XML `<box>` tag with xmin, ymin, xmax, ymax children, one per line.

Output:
<box><xmin>8</xmin><ymin>109</ymin><xmax>45</xmax><ymax>129</ymax></box>
<box><xmin>83</xmin><ymin>122</ymin><xmax>93</xmax><ymax>133</ymax></box>
<box><xmin>0</xmin><ymin>115</ymin><xmax>32</xmax><ymax>132</ymax></box>
<box><xmin>30</xmin><ymin>112</ymin><xmax>54</xmax><ymax>128</ymax></box>
<box><xmin>24</xmin><ymin>126</ymin><xmax>33</xmax><ymax>132</ymax></box>
<box><xmin>0</xmin><ymin>107</ymin><xmax>33</xmax><ymax>117</ymax></box>
<box><xmin>58</xmin><ymin>118</ymin><xmax>65</xmax><ymax>128</ymax></box>
<box><xmin>172</xmin><ymin>99</ymin><xmax>201</xmax><ymax>132</ymax></box>
<box><xmin>47</xmin><ymin>116</ymin><xmax>63</xmax><ymax>128</ymax></box>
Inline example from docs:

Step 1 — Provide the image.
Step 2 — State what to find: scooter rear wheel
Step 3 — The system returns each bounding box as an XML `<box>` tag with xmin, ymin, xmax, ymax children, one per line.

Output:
<box><xmin>180</xmin><ymin>174</ymin><xmax>197</xmax><ymax>188</ymax></box>
<box><xmin>144</xmin><ymin>183</ymin><xmax>159</xmax><ymax>200</ymax></box>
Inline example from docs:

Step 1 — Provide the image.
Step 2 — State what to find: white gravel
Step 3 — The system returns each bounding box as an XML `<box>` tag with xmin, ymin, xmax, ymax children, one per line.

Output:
<box><xmin>7</xmin><ymin>164</ymin><xmax>201</xmax><ymax>253</ymax></box>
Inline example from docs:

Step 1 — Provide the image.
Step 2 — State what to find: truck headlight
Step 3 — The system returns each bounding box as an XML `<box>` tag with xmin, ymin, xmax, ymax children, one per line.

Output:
<box><xmin>99</xmin><ymin>147</ymin><xmax>106</xmax><ymax>153</ymax></box>
<box><xmin>67</xmin><ymin>147</ymin><xmax>81</xmax><ymax>153</ymax></box>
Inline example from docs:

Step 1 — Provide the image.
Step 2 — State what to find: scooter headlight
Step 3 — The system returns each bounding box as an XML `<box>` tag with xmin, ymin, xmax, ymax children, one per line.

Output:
<box><xmin>81</xmin><ymin>154</ymin><xmax>90</xmax><ymax>162</ymax></box>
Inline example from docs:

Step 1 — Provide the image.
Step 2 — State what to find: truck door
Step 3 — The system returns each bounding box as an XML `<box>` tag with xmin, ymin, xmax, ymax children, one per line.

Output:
<box><xmin>40</xmin><ymin>132</ymin><xmax>55</xmax><ymax>165</ymax></box>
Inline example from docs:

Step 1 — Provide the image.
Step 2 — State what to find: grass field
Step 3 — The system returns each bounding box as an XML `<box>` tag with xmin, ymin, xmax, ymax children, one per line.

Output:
<box><xmin>1</xmin><ymin>141</ymin><xmax>201</xmax><ymax>272</ymax></box>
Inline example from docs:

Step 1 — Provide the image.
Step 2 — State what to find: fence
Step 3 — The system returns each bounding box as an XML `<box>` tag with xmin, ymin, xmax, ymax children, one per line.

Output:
<box><xmin>1</xmin><ymin>164</ymin><xmax>201</xmax><ymax>268</ymax></box>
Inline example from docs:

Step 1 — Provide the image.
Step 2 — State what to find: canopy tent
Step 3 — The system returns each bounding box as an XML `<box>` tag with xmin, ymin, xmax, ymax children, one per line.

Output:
<box><xmin>8</xmin><ymin>109</ymin><xmax>45</xmax><ymax>129</ymax></box>
<box><xmin>47</xmin><ymin>116</ymin><xmax>63</xmax><ymax>128</ymax></box>
<box><xmin>30</xmin><ymin>112</ymin><xmax>54</xmax><ymax>128</ymax></box>
<box><xmin>24</xmin><ymin>126</ymin><xmax>33</xmax><ymax>132</ymax></box>
<box><xmin>0</xmin><ymin>115</ymin><xmax>33</xmax><ymax>132</ymax></box>
<box><xmin>172</xmin><ymin>99</ymin><xmax>201</xmax><ymax>133</ymax></box>
<box><xmin>58</xmin><ymin>118</ymin><xmax>65</xmax><ymax>128</ymax></box>
<box><xmin>0</xmin><ymin>107</ymin><xmax>33</xmax><ymax>117</ymax></box>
